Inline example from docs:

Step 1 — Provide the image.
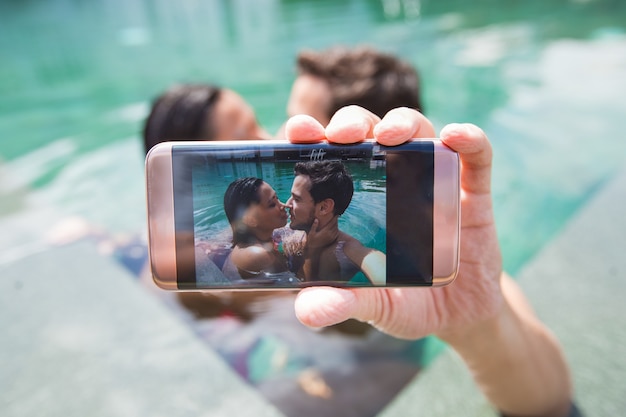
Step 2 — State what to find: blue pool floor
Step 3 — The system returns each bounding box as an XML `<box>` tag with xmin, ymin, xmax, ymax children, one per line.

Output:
<box><xmin>2</xmin><ymin>161</ymin><xmax>626</xmax><ymax>417</ymax></box>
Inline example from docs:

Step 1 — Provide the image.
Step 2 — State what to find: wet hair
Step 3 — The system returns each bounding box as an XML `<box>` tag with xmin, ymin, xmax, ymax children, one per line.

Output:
<box><xmin>294</xmin><ymin>161</ymin><xmax>353</xmax><ymax>216</ymax></box>
<box><xmin>143</xmin><ymin>84</ymin><xmax>222</xmax><ymax>154</ymax></box>
<box><xmin>296</xmin><ymin>45</ymin><xmax>423</xmax><ymax>119</ymax></box>
<box><xmin>223</xmin><ymin>177</ymin><xmax>264</xmax><ymax>246</ymax></box>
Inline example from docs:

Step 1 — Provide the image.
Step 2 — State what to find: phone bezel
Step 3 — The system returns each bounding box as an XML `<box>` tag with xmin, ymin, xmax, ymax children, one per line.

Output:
<box><xmin>146</xmin><ymin>139</ymin><xmax>459</xmax><ymax>290</ymax></box>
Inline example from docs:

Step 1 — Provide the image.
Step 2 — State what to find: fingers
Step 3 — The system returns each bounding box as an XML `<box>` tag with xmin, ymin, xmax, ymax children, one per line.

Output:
<box><xmin>440</xmin><ymin>123</ymin><xmax>493</xmax><ymax>195</ymax></box>
<box><xmin>311</xmin><ymin>218</ymin><xmax>319</xmax><ymax>232</ymax></box>
<box><xmin>285</xmin><ymin>106</ymin><xmax>434</xmax><ymax>146</ymax></box>
<box><xmin>285</xmin><ymin>107</ymin><xmax>380</xmax><ymax>144</ymax></box>
<box><xmin>374</xmin><ymin>107</ymin><xmax>436</xmax><ymax>145</ymax></box>
<box><xmin>285</xmin><ymin>115</ymin><xmax>326</xmax><ymax>143</ymax></box>
<box><xmin>306</xmin><ymin>219</ymin><xmax>320</xmax><ymax>242</ymax></box>
<box><xmin>325</xmin><ymin>106</ymin><xmax>380</xmax><ymax>143</ymax></box>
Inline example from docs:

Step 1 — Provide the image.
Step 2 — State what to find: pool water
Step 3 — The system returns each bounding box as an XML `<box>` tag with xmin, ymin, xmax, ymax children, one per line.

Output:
<box><xmin>2</xmin><ymin>0</ymin><xmax>625</xmax><ymax>274</ymax></box>
<box><xmin>2</xmin><ymin>1</ymin><xmax>626</xmax><ymax>416</ymax></box>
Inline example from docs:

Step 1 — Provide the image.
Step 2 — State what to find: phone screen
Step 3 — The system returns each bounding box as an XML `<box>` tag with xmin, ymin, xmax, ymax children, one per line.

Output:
<box><xmin>170</xmin><ymin>141</ymin><xmax>434</xmax><ymax>289</ymax></box>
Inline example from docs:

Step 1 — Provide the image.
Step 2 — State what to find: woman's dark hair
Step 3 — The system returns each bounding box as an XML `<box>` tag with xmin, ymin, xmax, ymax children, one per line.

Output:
<box><xmin>223</xmin><ymin>177</ymin><xmax>264</xmax><ymax>246</ymax></box>
<box><xmin>143</xmin><ymin>84</ymin><xmax>222</xmax><ymax>154</ymax></box>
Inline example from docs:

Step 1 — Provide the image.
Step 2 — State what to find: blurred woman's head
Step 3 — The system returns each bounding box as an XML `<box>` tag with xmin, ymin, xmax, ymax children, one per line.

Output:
<box><xmin>143</xmin><ymin>84</ymin><xmax>270</xmax><ymax>153</ymax></box>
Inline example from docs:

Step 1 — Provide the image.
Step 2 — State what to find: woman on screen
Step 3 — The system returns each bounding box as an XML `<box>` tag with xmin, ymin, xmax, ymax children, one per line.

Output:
<box><xmin>222</xmin><ymin>177</ymin><xmax>294</xmax><ymax>282</ymax></box>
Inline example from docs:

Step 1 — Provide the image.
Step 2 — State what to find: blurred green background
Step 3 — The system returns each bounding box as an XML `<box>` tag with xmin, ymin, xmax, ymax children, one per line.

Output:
<box><xmin>2</xmin><ymin>0</ymin><xmax>625</xmax><ymax>274</ymax></box>
<box><xmin>1</xmin><ymin>1</ymin><xmax>626</xmax><ymax>416</ymax></box>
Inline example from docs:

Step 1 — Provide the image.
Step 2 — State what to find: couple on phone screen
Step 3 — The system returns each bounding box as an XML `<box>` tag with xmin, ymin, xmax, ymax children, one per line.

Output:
<box><xmin>222</xmin><ymin>160</ymin><xmax>385</xmax><ymax>285</ymax></box>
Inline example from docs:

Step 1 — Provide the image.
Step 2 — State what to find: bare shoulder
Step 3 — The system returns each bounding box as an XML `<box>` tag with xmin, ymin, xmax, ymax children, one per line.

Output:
<box><xmin>338</xmin><ymin>232</ymin><xmax>375</xmax><ymax>260</ymax></box>
<box><xmin>231</xmin><ymin>245</ymin><xmax>274</xmax><ymax>272</ymax></box>
<box><xmin>338</xmin><ymin>231</ymin><xmax>386</xmax><ymax>284</ymax></box>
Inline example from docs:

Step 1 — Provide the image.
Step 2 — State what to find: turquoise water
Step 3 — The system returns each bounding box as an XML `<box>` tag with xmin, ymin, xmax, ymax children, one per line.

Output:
<box><xmin>2</xmin><ymin>0</ymin><xmax>625</xmax><ymax>273</ymax></box>
<box><xmin>2</xmin><ymin>2</ymin><xmax>626</xmax><ymax>416</ymax></box>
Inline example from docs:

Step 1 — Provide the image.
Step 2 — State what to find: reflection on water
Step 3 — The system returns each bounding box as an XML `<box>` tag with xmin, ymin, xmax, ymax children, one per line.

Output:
<box><xmin>2</xmin><ymin>0</ymin><xmax>626</xmax><ymax>416</ymax></box>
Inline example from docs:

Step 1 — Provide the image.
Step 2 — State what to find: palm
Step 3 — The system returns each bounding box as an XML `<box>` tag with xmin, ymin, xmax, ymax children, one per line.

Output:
<box><xmin>336</xmin><ymin>185</ymin><xmax>503</xmax><ymax>340</ymax></box>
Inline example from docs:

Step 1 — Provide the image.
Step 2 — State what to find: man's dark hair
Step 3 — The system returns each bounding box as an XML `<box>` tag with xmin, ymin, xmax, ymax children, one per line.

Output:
<box><xmin>296</xmin><ymin>46</ymin><xmax>422</xmax><ymax>119</ymax></box>
<box><xmin>223</xmin><ymin>177</ymin><xmax>264</xmax><ymax>246</ymax></box>
<box><xmin>143</xmin><ymin>84</ymin><xmax>222</xmax><ymax>154</ymax></box>
<box><xmin>294</xmin><ymin>161</ymin><xmax>354</xmax><ymax>216</ymax></box>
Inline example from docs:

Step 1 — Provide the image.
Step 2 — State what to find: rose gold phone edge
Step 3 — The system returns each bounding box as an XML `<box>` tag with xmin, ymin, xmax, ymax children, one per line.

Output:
<box><xmin>145</xmin><ymin>139</ymin><xmax>460</xmax><ymax>290</ymax></box>
<box><xmin>145</xmin><ymin>142</ymin><xmax>178</xmax><ymax>290</ymax></box>
<box><xmin>432</xmin><ymin>141</ymin><xmax>461</xmax><ymax>286</ymax></box>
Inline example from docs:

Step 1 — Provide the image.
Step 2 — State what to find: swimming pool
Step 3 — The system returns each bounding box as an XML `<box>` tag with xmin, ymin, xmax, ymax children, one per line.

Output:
<box><xmin>1</xmin><ymin>1</ymin><xmax>626</xmax><ymax>416</ymax></box>
<box><xmin>1</xmin><ymin>0</ymin><xmax>625</xmax><ymax>275</ymax></box>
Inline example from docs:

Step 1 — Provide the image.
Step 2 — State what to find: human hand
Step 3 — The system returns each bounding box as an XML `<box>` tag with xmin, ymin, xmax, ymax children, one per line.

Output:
<box><xmin>285</xmin><ymin>106</ymin><xmax>503</xmax><ymax>341</ymax></box>
<box><xmin>281</xmin><ymin>218</ymin><xmax>339</xmax><ymax>259</ymax></box>
<box><xmin>304</xmin><ymin>218</ymin><xmax>339</xmax><ymax>250</ymax></box>
<box><xmin>285</xmin><ymin>105</ymin><xmax>435</xmax><ymax>146</ymax></box>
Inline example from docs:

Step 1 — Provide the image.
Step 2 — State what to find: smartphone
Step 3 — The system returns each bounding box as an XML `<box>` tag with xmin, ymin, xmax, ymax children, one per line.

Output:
<box><xmin>146</xmin><ymin>139</ymin><xmax>460</xmax><ymax>290</ymax></box>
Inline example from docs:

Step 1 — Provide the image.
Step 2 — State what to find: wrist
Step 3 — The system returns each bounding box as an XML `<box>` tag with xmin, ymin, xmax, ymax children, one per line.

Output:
<box><xmin>436</xmin><ymin>271</ymin><xmax>507</xmax><ymax>346</ymax></box>
<box><xmin>440</xmin><ymin>291</ymin><xmax>512</xmax><ymax>361</ymax></box>
<box><xmin>438</xmin><ymin>274</ymin><xmax>572</xmax><ymax>417</ymax></box>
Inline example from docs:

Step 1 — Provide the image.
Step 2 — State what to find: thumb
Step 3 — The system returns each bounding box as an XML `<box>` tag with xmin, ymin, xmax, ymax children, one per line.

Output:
<box><xmin>295</xmin><ymin>286</ymin><xmax>432</xmax><ymax>339</ymax></box>
<box><xmin>295</xmin><ymin>286</ymin><xmax>392</xmax><ymax>329</ymax></box>
<box><xmin>295</xmin><ymin>287</ymin><xmax>359</xmax><ymax>328</ymax></box>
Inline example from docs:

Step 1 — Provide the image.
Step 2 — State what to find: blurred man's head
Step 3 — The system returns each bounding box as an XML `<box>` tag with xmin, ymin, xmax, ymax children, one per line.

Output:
<box><xmin>287</xmin><ymin>46</ymin><xmax>423</xmax><ymax>126</ymax></box>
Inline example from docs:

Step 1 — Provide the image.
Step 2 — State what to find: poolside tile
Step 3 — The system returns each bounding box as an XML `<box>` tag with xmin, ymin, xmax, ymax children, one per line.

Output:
<box><xmin>380</xmin><ymin>163</ymin><xmax>626</xmax><ymax>417</ymax></box>
<box><xmin>0</xmin><ymin>241</ymin><xmax>283</xmax><ymax>417</ymax></box>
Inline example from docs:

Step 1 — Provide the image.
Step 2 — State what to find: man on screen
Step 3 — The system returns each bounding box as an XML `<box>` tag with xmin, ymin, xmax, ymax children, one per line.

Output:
<box><xmin>285</xmin><ymin>160</ymin><xmax>386</xmax><ymax>284</ymax></box>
